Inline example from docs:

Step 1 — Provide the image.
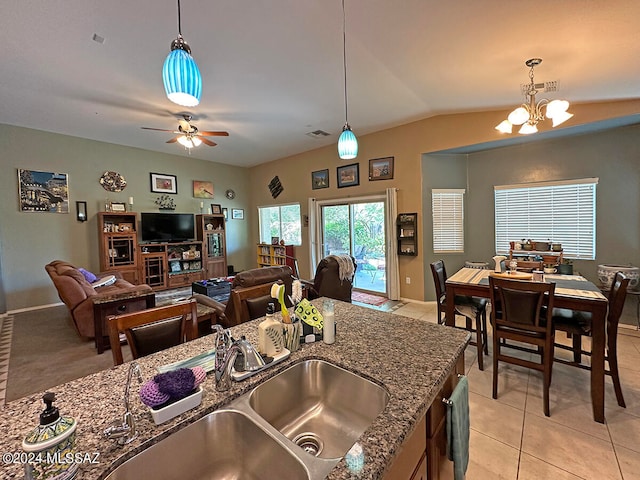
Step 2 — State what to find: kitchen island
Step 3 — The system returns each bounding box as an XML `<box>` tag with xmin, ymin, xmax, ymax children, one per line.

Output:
<box><xmin>1</xmin><ymin>300</ymin><xmax>469</xmax><ymax>480</ymax></box>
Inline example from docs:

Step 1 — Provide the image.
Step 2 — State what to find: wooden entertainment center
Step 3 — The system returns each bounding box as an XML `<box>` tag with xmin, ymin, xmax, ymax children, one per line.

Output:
<box><xmin>98</xmin><ymin>212</ymin><xmax>227</xmax><ymax>291</ymax></box>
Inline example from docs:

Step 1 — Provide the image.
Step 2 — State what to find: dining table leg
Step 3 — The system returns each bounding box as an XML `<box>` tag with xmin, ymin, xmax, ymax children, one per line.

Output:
<box><xmin>590</xmin><ymin>302</ymin><xmax>608</xmax><ymax>423</ymax></box>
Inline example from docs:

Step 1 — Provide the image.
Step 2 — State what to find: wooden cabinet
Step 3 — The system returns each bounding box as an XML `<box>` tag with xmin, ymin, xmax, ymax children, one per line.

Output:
<box><xmin>140</xmin><ymin>246</ymin><xmax>167</xmax><ymax>290</ymax></box>
<box><xmin>257</xmin><ymin>243</ymin><xmax>295</xmax><ymax>271</ymax></box>
<box><xmin>196</xmin><ymin>214</ymin><xmax>227</xmax><ymax>278</ymax></box>
<box><xmin>397</xmin><ymin>213</ymin><xmax>418</xmax><ymax>256</ymax></box>
<box><xmin>384</xmin><ymin>354</ymin><xmax>464</xmax><ymax>480</ymax></box>
<box><xmin>138</xmin><ymin>241</ymin><xmax>204</xmax><ymax>290</ymax></box>
<box><xmin>98</xmin><ymin>212</ymin><xmax>139</xmax><ymax>284</ymax></box>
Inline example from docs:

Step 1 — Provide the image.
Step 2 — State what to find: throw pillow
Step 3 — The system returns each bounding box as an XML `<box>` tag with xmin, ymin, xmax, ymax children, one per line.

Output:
<box><xmin>78</xmin><ymin>268</ymin><xmax>97</xmax><ymax>283</ymax></box>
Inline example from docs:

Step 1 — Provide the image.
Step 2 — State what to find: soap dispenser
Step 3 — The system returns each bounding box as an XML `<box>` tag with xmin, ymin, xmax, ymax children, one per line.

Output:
<box><xmin>258</xmin><ymin>302</ymin><xmax>284</xmax><ymax>356</ymax></box>
<box><xmin>22</xmin><ymin>392</ymin><xmax>78</xmax><ymax>480</ymax></box>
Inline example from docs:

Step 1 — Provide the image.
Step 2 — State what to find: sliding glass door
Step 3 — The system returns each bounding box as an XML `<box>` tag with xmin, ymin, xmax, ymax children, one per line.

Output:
<box><xmin>320</xmin><ymin>201</ymin><xmax>386</xmax><ymax>294</ymax></box>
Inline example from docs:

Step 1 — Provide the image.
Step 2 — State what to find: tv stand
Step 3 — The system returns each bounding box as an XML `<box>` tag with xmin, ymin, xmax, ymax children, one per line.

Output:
<box><xmin>139</xmin><ymin>240</ymin><xmax>205</xmax><ymax>290</ymax></box>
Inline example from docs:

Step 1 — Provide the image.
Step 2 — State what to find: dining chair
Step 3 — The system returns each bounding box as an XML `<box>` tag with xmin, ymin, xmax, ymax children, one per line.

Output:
<box><xmin>553</xmin><ymin>272</ymin><xmax>630</xmax><ymax>407</ymax></box>
<box><xmin>107</xmin><ymin>300</ymin><xmax>198</xmax><ymax>366</ymax></box>
<box><xmin>489</xmin><ymin>276</ymin><xmax>556</xmax><ymax>416</ymax></box>
<box><xmin>430</xmin><ymin>260</ymin><xmax>488</xmax><ymax>370</ymax></box>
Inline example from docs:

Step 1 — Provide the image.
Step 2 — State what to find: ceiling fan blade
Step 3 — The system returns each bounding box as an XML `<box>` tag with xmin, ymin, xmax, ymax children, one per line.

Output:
<box><xmin>198</xmin><ymin>130</ymin><xmax>229</xmax><ymax>137</ymax></box>
<box><xmin>166</xmin><ymin>137</ymin><xmax>179</xmax><ymax>143</ymax></box>
<box><xmin>142</xmin><ymin>127</ymin><xmax>175</xmax><ymax>132</ymax></box>
<box><xmin>200</xmin><ymin>137</ymin><xmax>218</xmax><ymax>147</ymax></box>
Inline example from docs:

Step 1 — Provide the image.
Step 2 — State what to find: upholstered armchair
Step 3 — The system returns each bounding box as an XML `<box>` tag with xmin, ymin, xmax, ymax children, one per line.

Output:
<box><xmin>302</xmin><ymin>255</ymin><xmax>357</xmax><ymax>303</ymax></box>
<box><xmin>192</xmin><ymin>265</ymin><xmax>294</xmax><ymax>328</ymax></box>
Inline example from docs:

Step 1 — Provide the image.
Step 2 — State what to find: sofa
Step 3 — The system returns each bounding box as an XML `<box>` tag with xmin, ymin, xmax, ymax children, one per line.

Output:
<box><xmin>192</xmin><ymin>266</ymin><xmax>293</xmax><ymax>328</ymax></box>
<box><xmin>45</xmin><ymin>260</ymin><xmax>154</xmax><ymax>340</ymax></box>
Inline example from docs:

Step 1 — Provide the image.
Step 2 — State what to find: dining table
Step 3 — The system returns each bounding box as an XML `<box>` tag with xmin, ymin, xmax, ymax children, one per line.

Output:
<box><xmin>445</xmin><ymin>267</ymin><xmax>609</xmax><ymax>423</ymax></box>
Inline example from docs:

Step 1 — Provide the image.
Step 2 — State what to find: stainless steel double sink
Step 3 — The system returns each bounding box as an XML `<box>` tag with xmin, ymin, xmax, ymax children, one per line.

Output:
<box><xmin>106</xmin><ymin>359</ymin><xmax>390</xmax><ymax>479</ymax></box>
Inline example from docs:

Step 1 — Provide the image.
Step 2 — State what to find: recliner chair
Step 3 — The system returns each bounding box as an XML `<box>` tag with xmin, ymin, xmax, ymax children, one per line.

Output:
<box><xmin>303</xmin><ymin>255</ymin><xmax>357</xmax><ymax>303</ymax></box>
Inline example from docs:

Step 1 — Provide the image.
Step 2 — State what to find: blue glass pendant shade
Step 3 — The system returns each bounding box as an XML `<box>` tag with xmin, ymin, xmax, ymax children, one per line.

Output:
<box><xmin>338</xmin><ymin>124</ymin><xmax>358</xmax><ymax>160</ymax></box>
<box><xmin>162</xmin><ymin>48</ymin><xmax>202</xmax><ymax>107</ymax></box>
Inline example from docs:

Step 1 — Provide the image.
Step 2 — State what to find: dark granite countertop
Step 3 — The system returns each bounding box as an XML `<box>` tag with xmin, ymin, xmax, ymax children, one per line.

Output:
<box><xmin>0</xmin><ymin>300</ymin><xmax>469</xmax><ymax>480</ymax></box>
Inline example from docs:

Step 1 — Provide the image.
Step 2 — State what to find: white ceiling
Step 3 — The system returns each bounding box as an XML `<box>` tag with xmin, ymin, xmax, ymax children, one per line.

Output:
<box><xmin>2</xmin><ymin>1</ymin><xmax>639</xmax><ymax>167</ymax></box>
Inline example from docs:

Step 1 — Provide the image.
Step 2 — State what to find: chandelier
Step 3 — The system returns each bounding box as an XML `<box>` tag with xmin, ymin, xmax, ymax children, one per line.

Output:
<box><xmin>337</xmin><ymin>0</ymin><xmax>358</xmax><ymax>159</ymax></box>
<box><xmin>495</xmin><ymin>58</ymin><xmax>573</xmax><ymax>135</ymax></box>
<box><xmin>162</xmin><ymin>0</ymin><xmax>202</xmax><ymax>107</ymax></box>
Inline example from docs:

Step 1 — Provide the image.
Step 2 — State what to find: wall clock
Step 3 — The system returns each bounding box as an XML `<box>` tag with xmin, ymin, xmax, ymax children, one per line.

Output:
<box><xmin>99</xmin><ymin>171</ymin><xmax>127</xmax><ymax>192</ymax></box>
<box><xmin>225</xmin><ymin>189</ymin><xmax>236</xmax><ymax>200</ymax></box>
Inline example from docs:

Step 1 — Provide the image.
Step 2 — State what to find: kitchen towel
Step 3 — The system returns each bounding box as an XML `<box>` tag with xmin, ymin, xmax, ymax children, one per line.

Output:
<box><xmin>446</xmin><ymin>375</ymin><xmax>469</xmax><ymax>480</ymax></box>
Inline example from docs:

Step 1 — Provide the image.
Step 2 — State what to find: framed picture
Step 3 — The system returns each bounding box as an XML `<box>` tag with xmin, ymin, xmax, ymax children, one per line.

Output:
<box><xmin>150</xmin><ymin>173</ymin><xmax>177</xmax><ymax>194</ymax></box>
<box><xmin>232</xmin><ymin>208</ymin><xmax>244</xmax><ymax>220</ymax></box>
<box><xmin>193</xmin><ymin>180</ymin><xmax>214</xmax><ymax>198</ymax></box>
<box><xmin>18</xmin><ymin>169</ymin><xmax>69</xmax><ymax>213</ymax></box>
<box><xmin>271</xmin><ymin>236</ymin><xmax>280</xmax><ymax>245</ymax></box>
<box><xmin>311</xmin><ymin>169</ymin><xmax>329</xmax><ymax>189</ymax></box>
<box><xmin>222</xmin><ymin>208</ymin><xmax>228</xmax><ymax>220</ymax></box>
<box><xmin>110</xmin><ymin>202</ymin><xmax>126</xmax><ymax>212</ymax></box>
<box><xmin>211</xmin><ymin>203</ymin><xmax>222</xmax><ymax>215</ymax></box>
<box><xmin>337</xmin><ymin>163</ymin><xmax>360</xmax><ymax>188</ymax></box>
<box><xmin>369</xmin><ymin>156</ymin><xmax>394</xmax><ymax>181</ymax></box>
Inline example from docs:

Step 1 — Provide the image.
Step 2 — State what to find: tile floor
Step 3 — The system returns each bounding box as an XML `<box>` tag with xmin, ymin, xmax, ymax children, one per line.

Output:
<box><xmin>391</xmin><ymin>301</ymin><xmax>640</xmax><ymax>480</ymax></box>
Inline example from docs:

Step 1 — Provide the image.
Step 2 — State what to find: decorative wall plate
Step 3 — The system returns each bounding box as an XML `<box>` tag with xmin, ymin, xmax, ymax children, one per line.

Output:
<box><xmin>225</xmin><ymin>189</ymin><xmax>235</xmax><ymax>200</ymax></box>
<box><xmin>100</xmin><ymin>171</ymin><xmax>127</xmax><ymax>192</ymax></box>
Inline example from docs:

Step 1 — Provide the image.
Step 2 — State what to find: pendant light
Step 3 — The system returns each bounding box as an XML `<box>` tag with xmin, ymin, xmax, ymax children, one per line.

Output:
<box><xmin>337</xmin><ymin>0</ymin><xmax>358</xmax><ymax>159</ymax></box>
<box><xmin>162</xmin><ymin>0</ymin><xmax>202</xmax><ymax>107</ymax></box>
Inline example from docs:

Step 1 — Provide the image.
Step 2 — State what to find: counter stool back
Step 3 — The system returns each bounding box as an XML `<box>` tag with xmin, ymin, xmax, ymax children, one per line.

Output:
<box><xmin>108</xmin><ymin>300</ymin><xmax>198</xmax><ymax>366</ymax></box>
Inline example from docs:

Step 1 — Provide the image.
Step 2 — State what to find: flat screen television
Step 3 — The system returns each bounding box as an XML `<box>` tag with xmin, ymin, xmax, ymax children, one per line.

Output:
<box><xmin>140</xmin><ymin>212</ymin><xmax>195</xmax><ymax>243</ymax></box>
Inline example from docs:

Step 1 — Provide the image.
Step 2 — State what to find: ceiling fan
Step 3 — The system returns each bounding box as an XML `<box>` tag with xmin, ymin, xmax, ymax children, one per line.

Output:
<box><xmin>142</xmin><ymin>114</ymin><xmax>229</xmax><ymax>149</ymax></box>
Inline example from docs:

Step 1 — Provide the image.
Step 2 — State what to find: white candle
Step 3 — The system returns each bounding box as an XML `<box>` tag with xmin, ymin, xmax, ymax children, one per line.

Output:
<box><xmin>128</xmin><ymin>196</ymin><xmax>134</xmax><ymax>205</ymax></box>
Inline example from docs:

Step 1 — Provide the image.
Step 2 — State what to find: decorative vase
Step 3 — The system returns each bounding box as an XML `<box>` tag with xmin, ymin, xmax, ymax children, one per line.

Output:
<box><xmin>597</xmin><ymin>264</ymin><xmax>639</xmax><ymax>290</ymax></box>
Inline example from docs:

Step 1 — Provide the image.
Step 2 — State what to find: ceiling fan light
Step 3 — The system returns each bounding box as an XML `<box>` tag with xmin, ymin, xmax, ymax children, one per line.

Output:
<box><xmin>519</xmin><ymin>122</ymin><xmax>538</xmax><ymax>135</ymax></box>
<box><xmin>338</xmin><ymin>125</ymin><xmax>358</xmax><ymax>160</ymax></box>
<box><xmin>162</xmin><ymin>47</ymin><xmax>202</xmax><ymax>107</ymax></box>
<box><xmin>495</xmin><ymin>120</ymin><xmax>513</xmax><ymax>134</ymax></box>
<box><xmin>508</xmin><ymin>107</ymin><xmax>529</xmax><ymax>126</ymax></box>
<box><xmin>177</xmin><ymin>135</ymin><xmax>201</xmax><ymax>148</ymax></box>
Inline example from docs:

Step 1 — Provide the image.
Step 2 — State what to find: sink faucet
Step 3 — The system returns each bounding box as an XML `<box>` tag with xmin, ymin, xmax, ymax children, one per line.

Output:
<box><xmin>104</xmin><ymin>361</ymin><xmax>143</xmax><ymax>445</ymax></box>
<box><xmin>213</xmin><ymin>325</ymin><xmax>265</xmax><ymax>392</ymax></box>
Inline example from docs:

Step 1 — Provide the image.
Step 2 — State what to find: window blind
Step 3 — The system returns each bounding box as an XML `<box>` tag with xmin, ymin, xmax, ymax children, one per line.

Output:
<box><xmin>432</xmin><ymin>189</ymin><xmax>465</xmax><ymax>253</ymax></box>
<box><xmin>494</xmin><ymin>178</ymin><xmax>597</xmax><ymax>259</ymax></box>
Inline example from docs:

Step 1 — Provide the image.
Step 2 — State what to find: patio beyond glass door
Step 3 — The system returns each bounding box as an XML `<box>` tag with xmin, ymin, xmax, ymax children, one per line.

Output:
<box><xmin>320</xmin><ymin>201</ymin><xmax>386</xmax><ymax>294</ymax></box>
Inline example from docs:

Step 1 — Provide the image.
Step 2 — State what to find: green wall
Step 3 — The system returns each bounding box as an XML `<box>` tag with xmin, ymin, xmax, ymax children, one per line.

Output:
<box><xmin>422</xmin><ymin>124</ymin><xmax>640</xmax><ymax>301</ymax></box>
<box><xmin>0</xmin><ymin>124</ymin><xmax>253</xmax><ymax>311</ymax></box>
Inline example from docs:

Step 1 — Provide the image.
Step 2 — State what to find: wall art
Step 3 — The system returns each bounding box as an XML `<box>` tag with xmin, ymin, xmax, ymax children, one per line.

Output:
<box><xmin>368</xmin><ymin>156</ymin><xmax>394</xmax><ymax>181</ymax></box>
<box><xmin>311</xmin><ymin>169</ymin><xmax>329</xmax><ymax>189</ymax></box>
<box><xmin>337</xmin><ymin>163</ymin><xmax>359</xmax><ymax>188</ymax></box>
<box><xmin>193</xmin><ymin>180</ymin><xmax>214</xmax><ymax>198</ymax></box>
<box><xmin>18</xmin><ymin>168</ymin><xmax>69</xmax><ymax>213</ymax></box>
<box><xmin>150</xmin><ymin>173</ymin><xmax>178</xmax><ymax>194</ymax></box>
<box><xmin>232</xmin><ymin>208</ymin><xmax>244</xmax><ymax>220</ymax></box>
<box><xmin>268</xmin><ymin>176</ymin><xmax>283</xmax><ymax>198</ymax></box>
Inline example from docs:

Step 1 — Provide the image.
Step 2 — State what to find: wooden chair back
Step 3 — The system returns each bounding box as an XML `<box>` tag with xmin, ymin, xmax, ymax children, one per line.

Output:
<box><xmin>606</xmin><ymin>272</ymin><xmax>630</xmax><ymax>343</ymax></box>
<box><xmin>107</xmin><ymin>300</ymin><xmax>198</xmax><ymax>365</ymax></box>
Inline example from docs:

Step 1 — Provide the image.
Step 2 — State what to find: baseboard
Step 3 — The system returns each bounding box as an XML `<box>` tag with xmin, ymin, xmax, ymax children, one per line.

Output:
<box><xmin>8</xmin><ymin>301</ymin><xmax>64</xmax><ymax>315</ymax></box>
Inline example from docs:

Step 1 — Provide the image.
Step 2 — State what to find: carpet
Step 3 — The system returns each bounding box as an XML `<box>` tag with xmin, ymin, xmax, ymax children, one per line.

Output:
<box><xmin>352</xmin><ymin>291</ymin><xmax>389</xmax><ymax>306</ymax></box>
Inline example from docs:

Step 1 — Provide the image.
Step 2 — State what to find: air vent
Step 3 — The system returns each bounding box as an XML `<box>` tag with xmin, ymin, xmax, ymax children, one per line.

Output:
<box><xmin>92</xmin><ymin>33</ymin><xmax>105</xmax><ymax>44</ymax></box>
<box><xmin>306</xmin><ymin>130</ymin><xmax>330</xmax><ymax>139</ymax></box>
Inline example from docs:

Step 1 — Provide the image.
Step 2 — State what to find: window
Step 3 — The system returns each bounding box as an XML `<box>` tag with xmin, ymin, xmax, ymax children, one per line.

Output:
<box><xmin>494</xmin><ymin>178</ymin><xmax>597</xmax><ymax>259</ymax></box>
<box><xmin>258</xmin><ymin>203</ymin><xmax>302</xmax><ymax>246</ymax></box>
<box><xmin>432</xmin><ymin>189</ymin><xmax>465</xmax><ymax>253</ymax></box>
